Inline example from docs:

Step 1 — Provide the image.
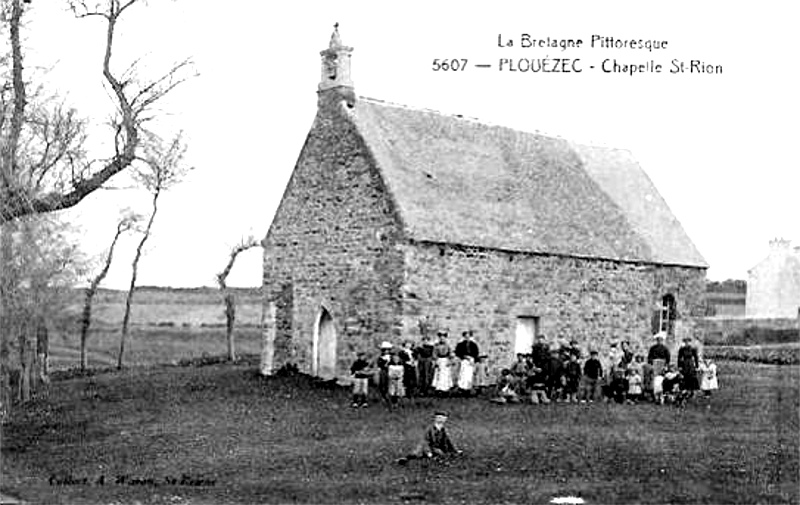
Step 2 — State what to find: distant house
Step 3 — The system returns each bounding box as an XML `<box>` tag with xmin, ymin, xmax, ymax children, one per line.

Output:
<box><xmin>746</xmin><ymin>239</ymin><xmax>800</xmax><ymax>318</ymax></box>
<box><xmin>260</xmin><ymin>27</ymin><xmax>708</xmax><ymax>379</ymax></box>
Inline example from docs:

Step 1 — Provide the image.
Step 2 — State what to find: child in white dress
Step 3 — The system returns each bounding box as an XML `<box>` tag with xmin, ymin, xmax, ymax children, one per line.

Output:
<box><xmin>699</xmin><ymin>357</ymin><xmax>718</xmax><ymax>404</ymax></box>
<box><xmin>473</xmin><ymin>355</ymin><xmax>489</xmax><ymax>393</ymax></box>
<box><xmin>627</xmin><ymin>369</ymin><xmax>643</xmax><ymax>403</ymax></box>
<box><xmin>653</xmin><ymin>372</ymin><xmax>665</xmax><ymax>405</ymax></box>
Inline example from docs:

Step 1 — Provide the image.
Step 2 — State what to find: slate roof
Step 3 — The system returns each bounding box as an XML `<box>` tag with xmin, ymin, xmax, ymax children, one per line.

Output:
<box><xmin>343</xmin><ymin>97</ymin><xmax>708</xmax><ymax>268</ymax></box>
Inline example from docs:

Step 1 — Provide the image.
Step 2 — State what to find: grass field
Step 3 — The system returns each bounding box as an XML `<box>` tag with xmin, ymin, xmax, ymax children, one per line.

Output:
<box><xmin>2</xmin><ymin>360</ymin><xmax>798</xmax><ymax>504</ymax></box>
<box><xmin>58</xmin><ymin>287</ymin><xmax>262</xmax><ymax>331</ymax></box>
<box><xmin>49</xmin><ymin>326</ymin><xmax>264</xmax><ymax>371</ymax></box>
<box><xmin>49</xmin><ymin>286</ymin><xmax>264</xmax><ymax>370</ymax></box>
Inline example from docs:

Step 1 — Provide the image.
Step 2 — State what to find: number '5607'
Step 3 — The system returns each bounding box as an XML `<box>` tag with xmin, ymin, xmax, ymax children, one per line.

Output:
<box><xmin>432</xmin><ymin>59</ymin><xmax>468</xmax><ymax>71</ymax></box>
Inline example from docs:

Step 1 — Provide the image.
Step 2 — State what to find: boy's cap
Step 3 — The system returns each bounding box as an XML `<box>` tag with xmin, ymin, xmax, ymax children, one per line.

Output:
<box><xmin>380</xmin><ymin>341</ymin><xmax>393</xmax><ymax>349</ymax></box>
<box><xmin>590</xmin><ymin>350</ymin><xmax>598</xmax><ymax>355</ymax></box>
<box><xmin>433</xmin><ymin>411</ymin><xmax>449</xmax><ymax>418</ymax></box>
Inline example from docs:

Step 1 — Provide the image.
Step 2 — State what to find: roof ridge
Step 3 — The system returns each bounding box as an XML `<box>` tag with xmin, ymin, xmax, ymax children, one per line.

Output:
<box><xmin>357</xmin><ymin>95</ymin><xmax>486</xmax><ymax>124</ymax></box>
<box><xmin>357</xmin><ymin>95</ymin><xmax>629</xmax><ymax>151</ymax></box>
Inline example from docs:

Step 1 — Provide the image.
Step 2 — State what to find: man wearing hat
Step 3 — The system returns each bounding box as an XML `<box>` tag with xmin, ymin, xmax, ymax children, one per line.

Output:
<box><xmin>647</xmin><ymin>332</ymin><xmax>671</xmax><ymax>377</ymax></box>
<box><xmin>531</xmin><ymin>334</ymin><xmax>550</xmax><ymax>370</ymax></box>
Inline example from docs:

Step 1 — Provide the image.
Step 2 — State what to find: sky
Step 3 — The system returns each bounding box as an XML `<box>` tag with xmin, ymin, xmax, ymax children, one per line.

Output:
<box><xmin>18</xmin><ymin>1</ymin><xmax>800</xmax><ymax>288</ymax></box>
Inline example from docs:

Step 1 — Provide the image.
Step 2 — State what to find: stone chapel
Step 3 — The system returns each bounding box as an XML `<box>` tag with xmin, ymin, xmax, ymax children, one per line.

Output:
<box><xmin>260</xmin><ymin>27</ymin><xmax>708</xmax><ymax>380</ymax></box>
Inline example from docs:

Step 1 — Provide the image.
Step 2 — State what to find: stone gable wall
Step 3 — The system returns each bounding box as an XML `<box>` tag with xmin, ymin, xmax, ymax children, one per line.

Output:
<box><xmin>399</xmin><ymin>241</ymin><xmax>706</xmax><ymax>380</ymax></box>
<box><xmin>262</xmin><ymin>92</ymin><xmax>405</xmax><ymax>377</ymax></box>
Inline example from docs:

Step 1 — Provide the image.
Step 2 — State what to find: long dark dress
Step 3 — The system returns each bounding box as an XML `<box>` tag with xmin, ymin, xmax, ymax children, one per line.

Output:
<box><xmin>415</xmin><ymin>343</ymin><xmax>434</xmax><ymax>395</ymax></box>
<box><xmin>400</xmin><ymin>348</ymin><xmax>418</xmax><ymax>397</ymax></box>
<box><xmin>677</xmin><ymin>345</ymin><xmax>699</xmax><ymax>391</ymax></box>
<box><xmin>377</xmin><ymin>352</ymin><xmax>392</xmax><ymax>400</ymax></box>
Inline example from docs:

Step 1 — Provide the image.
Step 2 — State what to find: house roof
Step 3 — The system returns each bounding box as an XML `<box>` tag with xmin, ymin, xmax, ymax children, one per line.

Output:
<box><xmin>748</xmin><ymin>242</ymin><xmax>800</xmax><ymax>276</ymax></box>
<box><xmin>343</xmin><ymin>97</ymin><xmax>708</xmax><ymax>268</ymax></box>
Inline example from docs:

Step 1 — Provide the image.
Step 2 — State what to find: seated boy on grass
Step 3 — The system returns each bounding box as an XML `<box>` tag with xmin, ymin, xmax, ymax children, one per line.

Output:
<box><xmin>398</xmin><ymin>411</ymin><xmax>462</xmax><ymax>465</ymax></box>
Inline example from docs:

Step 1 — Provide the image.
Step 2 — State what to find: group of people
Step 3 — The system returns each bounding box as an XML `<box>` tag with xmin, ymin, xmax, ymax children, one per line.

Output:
<box><xmin>349</xmin><ymin>330</ymin><xmax>487</xmax><ymax>408</ymax></box>
<box><xmin>378</xmin><ymin>332</ymin><xmax>721</xmax><ymax>467</ymax></box>
<box><xmin>492</xmin><ymin>332</ymin><xmax>719</xmax><ymax>407</ymax></box>
<box><xmin>349</xmin><ymin>330</ymin><xmax>719</xmax><ymax>410</ymax></box>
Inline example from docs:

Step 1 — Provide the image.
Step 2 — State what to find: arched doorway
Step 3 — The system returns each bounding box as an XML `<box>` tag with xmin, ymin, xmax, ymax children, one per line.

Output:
<box><xmin>313</xmin><ymin>307</ymin><xmax>337</xmax><ymax>379</ymax></box>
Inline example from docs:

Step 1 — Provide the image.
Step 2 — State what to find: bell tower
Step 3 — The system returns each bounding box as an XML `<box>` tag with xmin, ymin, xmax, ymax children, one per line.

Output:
<box><xmin>318</xmin><ymin>23</ymin><xmax>354</xmax><ymax>102</ymax></box>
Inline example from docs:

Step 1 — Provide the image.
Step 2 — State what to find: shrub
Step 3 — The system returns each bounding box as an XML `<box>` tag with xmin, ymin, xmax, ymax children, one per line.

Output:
<box><xmin>732</xmin><ymin>327</ymin><xmax>799</xmax><ymax>346</ymax></box>
<box><xmin>275</xmin><ymin>363</ymin><xmax>299</xmax><ymax>377</ymax></box>
<box><xmin>704</xmin><ymin>345</ymin><xmax>800</xmax><ymax>365</ymax></box>
<box><xmin>703</xmin><ymin>326</ymin><xmax>799</xmax><ymax>346</ymax></box>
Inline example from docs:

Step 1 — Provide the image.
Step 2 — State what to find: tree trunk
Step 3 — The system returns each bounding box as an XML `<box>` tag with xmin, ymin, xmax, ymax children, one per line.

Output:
<box><xmin>80</xmin><ymin>288</ymin><xmax>92</xmax><ymax>371</ymax></box>
<box><xmin>0</xmin><ymin>0</ymin><xmax>25</xmax><ymax>413</ymax></box>
<box><xmin>19</xmin><ymin>328</ymin><xmax>30</xmax><ymax>403</ymax></box>
<box><xmin>224</xmin><ymin>292</ymin><xmax>236</xmax><ymax>361</ymax></box>
<box><xmin>216</xmin><ymin>238</ymin><xmax>260</xmax><ymax>364</ymax></box>
<box><xmin>82</xmin><ymin>222</ymin><xmax>127</xmax><ymax>371</ymax></box>
<box><xmin>35</xmin><ymin>317</ymin><xmax>49</xmax><ymax>384</ymax></box>
<box><xmin>118</xmin><ymin>192</ymin><xmax>159</xmax><ymax>369</ymax></box>
<box><xmin>0</xmin><ymin>223</ymin><xmax>15</xmax><ymax>414</ymax></box>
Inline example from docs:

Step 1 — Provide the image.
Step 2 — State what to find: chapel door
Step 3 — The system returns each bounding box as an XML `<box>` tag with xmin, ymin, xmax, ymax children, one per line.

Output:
<box><xmin>315</xmin><ymin>307</ymin><xmax>337</xmax><ymax>379</ymax></box>
<box><xmin>514</xmin><ymin>316</ymin><xmax>540</xmax><ymax>356</ymax></box>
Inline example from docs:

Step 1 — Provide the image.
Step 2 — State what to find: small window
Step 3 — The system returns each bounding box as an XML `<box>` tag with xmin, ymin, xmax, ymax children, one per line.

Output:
<box><xmin>660</xmin><ymin>294</ymin><xmax>677</xmax><ymax>336</ymax></box>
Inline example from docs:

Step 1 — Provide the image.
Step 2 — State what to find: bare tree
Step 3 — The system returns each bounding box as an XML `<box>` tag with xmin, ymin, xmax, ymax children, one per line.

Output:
<box><xmin>1</xmin><ymin>0</ymin><xmax>193</xmax><ymax>410</ymax></box>
<box><xmin>80</xmin><ymin>211</ymin><xmax>138</xmax><ymax>371</ymax></box>
<box><xmin>0</xmin><ymin>0</ymin><xmax>195</xmax><ymax>223</ymax></box>
<box><xmin>216</xmin><ymin>237</ymin><xmax>261</xmax><ymax>361</ymax></box>
<box><xmin>117</xmin><ymin>132</ymin><xmax>188</xmax><ymax>369</ymax></box>
<box><xmin>1</xmin><ymin>215</ymin><xmax>85</xmax><ymax>405</ymax></box>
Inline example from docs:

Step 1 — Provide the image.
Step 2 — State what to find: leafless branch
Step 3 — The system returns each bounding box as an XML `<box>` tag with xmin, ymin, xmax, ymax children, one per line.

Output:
<box><xmin>1</xmin><ymin>0</ymin><xmax>194</xmax><ymax>223</ymax></box>
<box><xmin>217</xmin><ymin>236</ymin><xmax>261</xmax><ymax>290</ymax></box>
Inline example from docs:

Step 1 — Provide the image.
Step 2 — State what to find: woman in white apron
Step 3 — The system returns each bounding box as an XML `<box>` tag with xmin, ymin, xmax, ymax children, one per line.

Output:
<box><xmin>432</xmin><ymin>331</ymin><xmax>453</xmax><ymax>394</ymax></box>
